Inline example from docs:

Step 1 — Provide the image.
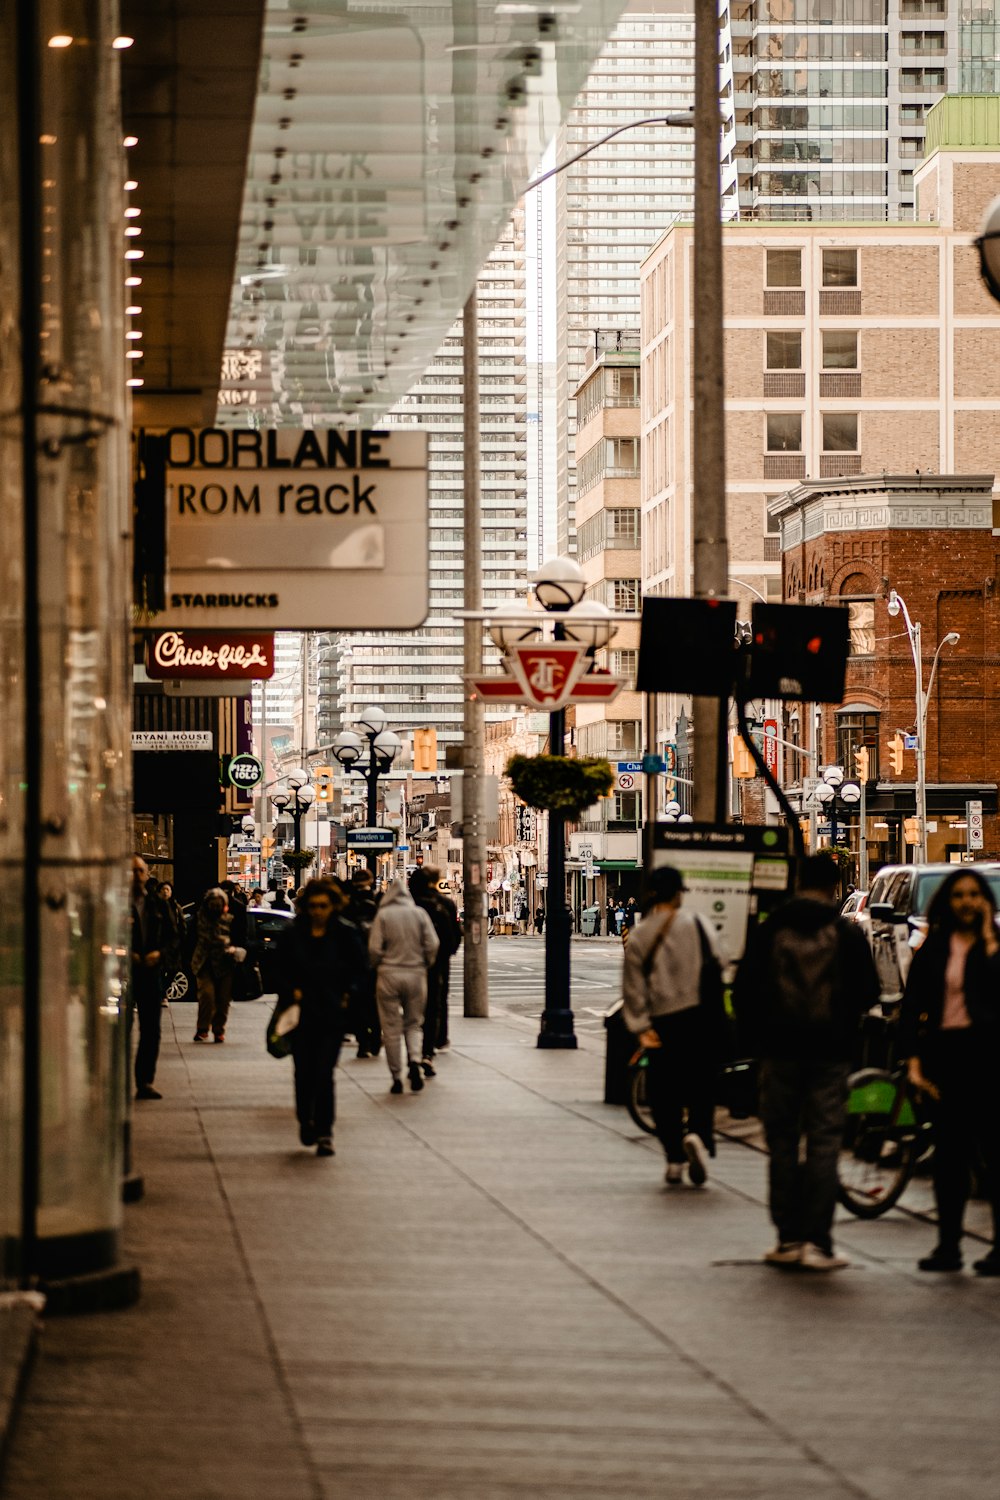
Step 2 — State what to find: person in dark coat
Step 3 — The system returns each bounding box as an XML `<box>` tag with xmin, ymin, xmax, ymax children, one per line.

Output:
<box><xmin>157</xmin><ymin>880</ymin><xmax>185</xmax><ymax>1002</ymax></box>
<box><xmin>734</xmin><ymin>852</ymin><xmax>880</xmax><ymax>1271</ymax></box>
<box><xmin>899</xmin><ymin>868</ymin><xmax>1000</xmax><ymax>1274</ymax></box>
<box><xmin>277</xmin><ymin>877</ymin><xmax>367</xmax><ymax>1156</ymax></box>
<box><xmin>534</xmin><ymin>904</ymin><xmax>545</xmax><ymax>935</ymax></box>
<box><xmin>410</xmin><ymin>867</ymin><xmax>462</xmax><ymax>1069</ymax></box>
<box><xmin>347</xmin><ymin>868</ymin><xmax>382</xmax><ymax>1058</ymax></box>
<box><xmin>220</xmin><ymin>879</ymin><xmax>249</xmax><ymax>946</ymax></box>
<box><xmin>191</xmin><ymin>888</ymin><xmax>238</xmax><ymax>1043</ymax></box>
<box><xmin>130</xmin><ymin>855</ymin><xmax>167</xmax><ymax>1099</ymax></box>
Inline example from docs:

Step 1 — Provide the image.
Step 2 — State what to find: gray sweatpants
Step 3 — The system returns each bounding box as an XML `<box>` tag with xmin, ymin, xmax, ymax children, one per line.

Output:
<box><xmin>376</xmin><ymin>967</ymin><xmax>427</xmax><ymax>1078</ymax></box>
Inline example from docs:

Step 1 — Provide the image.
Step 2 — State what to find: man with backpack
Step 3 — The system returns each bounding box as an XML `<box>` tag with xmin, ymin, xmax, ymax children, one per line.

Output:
<box><xmin>409</xmin><ymin>867</ymin><xmax>462</xmax><ymax>1070</ymax></box>
<box><xmin>734</xmin><ymin>852</ymin><xmax>880</xmax><ymax>1271</ymax></box>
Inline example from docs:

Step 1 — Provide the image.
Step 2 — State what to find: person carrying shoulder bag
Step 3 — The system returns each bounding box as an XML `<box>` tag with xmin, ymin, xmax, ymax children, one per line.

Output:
<box><xmin>622</xmin><ymin>865</ymin><xmax>726</xmax><ymax>1189</ymax></box>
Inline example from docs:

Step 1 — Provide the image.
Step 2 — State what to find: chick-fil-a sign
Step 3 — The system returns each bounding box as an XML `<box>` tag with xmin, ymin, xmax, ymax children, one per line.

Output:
<box><xmin>145</xmin><ymin>630</ymin><xmax>275</xmax><ymax>680</ymax></box>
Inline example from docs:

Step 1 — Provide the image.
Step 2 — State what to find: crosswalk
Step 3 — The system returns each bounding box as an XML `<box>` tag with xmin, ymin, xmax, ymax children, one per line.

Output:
<box><xmin>449</xmin><ymin>960</ymin><xmax>616</xmax><ymax>1035</ymax></box>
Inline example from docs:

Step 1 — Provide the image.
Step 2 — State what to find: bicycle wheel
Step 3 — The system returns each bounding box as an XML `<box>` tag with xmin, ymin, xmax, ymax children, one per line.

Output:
<box><xmin>627</xmin><ymin>1059</ymin><xmax>657</xmax><ymax>1135</ymax></box>
<box><xmin>838</xmin><ymin>1113</ymin><xmax>919</xmax><ymax>1218</ymax></box>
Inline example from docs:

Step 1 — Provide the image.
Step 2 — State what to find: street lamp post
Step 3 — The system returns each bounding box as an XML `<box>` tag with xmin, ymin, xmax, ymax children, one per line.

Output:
<box><xmin>813</xmin><ymin>765</ymin><xmax>862</xmax><ymax>883</ymax></box>
<box><xmin>332</xmin><ymin>708</ymin><xmax>402</xmax><ymax>876</ymax></box>
<box><xmin>887</xmin><ymin>589</ymin><xmax>960</xmax><ymax>864</ymax></box>
<box><xmin>270</xmin><ymin>767</ymin><xmax>316</xmax><ymax>858</ymax></box>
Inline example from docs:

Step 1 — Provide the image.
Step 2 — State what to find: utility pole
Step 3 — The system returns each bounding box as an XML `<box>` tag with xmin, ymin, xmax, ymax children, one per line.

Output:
<box><xmin>691</xmin><ymin>0</ymin><xmax>729</xmax><ymax>823</ymax></box>
<box><xmin>462</xmin><ymin>292</ymin><xmax>488</xmax><ymax>1017</ymax></box>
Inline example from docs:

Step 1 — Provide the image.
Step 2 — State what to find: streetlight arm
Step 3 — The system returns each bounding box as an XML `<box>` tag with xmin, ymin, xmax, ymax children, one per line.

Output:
<box><xmin>525</xmin><ymin>113</ymin><xmax>694</xmax><ymax>191</ymax></box>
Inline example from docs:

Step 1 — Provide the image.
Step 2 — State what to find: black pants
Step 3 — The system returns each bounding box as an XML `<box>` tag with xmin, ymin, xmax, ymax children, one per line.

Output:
<box><xmin>353</xmin><ymin>973</ymin><xmax>381</xmax><ymax>1056</ymax></box>
<box><xmin>759</xmin><ymin>1057</ymin><xmax>849</xmax><ymax>1254</ymax></box>
<box><xmin>293</xmin><ymin>1028</ymin><xmax>345</xmax><ymax>1137</ymax></box>
<box><xmin>422</xmin><ymin>965</ymin><xmax>451</xmax><ymax>1057</ymax></box>
<box><xmin>133</xmin><ymin>970</ymin><xmax>163</xmax><ymax>1089</ymax></box>
<box><xmin>647</xmin><ymin>1007</ymin><xmax>717</xmax><ymax>1163</ymax></box>
<box><xmin>926</xmin><ymin>1031</ymin><xmax>1000</xmax><ymax>1252</ymax></box>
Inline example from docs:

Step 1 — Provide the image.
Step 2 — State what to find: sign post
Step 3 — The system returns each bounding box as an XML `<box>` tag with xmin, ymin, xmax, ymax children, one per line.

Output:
<box><xmin>967</xmin><ymin>798</ymin><xmax>984</xmax><ymax>853</ymax></box>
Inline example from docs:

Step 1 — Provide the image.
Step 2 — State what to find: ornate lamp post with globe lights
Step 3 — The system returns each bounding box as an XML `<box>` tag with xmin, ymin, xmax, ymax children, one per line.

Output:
<box><xmin>332</xmin><ymin>707</ymin><xmax>402</xmax><ymax>875</ymax></box>
<box><xmin>270</xmin><ymin>767</ymin><xmax>316</xmax><ymax>858</ymax></box>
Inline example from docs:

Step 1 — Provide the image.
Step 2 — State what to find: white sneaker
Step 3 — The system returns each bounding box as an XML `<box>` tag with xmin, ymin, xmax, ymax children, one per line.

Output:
<box><xmin>799</xmin><ymin>1243</ymin><xmax>849</xmax><ymax>1272</ymax></box>
<box><xmin>683</xmin><ymin>1132</ymin><xmax>710</xmax><ymax>1187</ymax></box>
<box><xmin>664</xmin><ymin>1163</ymin><xmax>684</xmax><ymax>1186</ymax></box>
<box><xmin>763</xmin><ymin>1242</ymin><xmax>804</xmax><ymax>1267</ymax></box>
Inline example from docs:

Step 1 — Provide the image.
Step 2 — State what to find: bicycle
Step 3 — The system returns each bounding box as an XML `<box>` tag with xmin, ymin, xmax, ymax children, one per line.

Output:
<box><xmin>626</xmin><ymin>1043</ymin><xmax>657</xmax><ymax>1135</ymax></box>
<box><xmin>626</xmin><ymin>1044</ymin><xmax>758</xmax><ymax>1137</ymax></box>
<box><xmin>837</xmin><ymin>1064</ymin><xmax>933</xmax><ymax>1218</ymax></box>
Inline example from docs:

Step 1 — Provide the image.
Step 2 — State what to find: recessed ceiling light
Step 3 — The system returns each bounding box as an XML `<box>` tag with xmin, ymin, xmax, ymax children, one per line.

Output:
<box><xmin>126</xmin><ymin>377</ymin><xmax>144</xmax><ymax>387</ymax></box>
<box><xmin>124</xmin><ymin>248</ymin><xmax>143</xmax><ymax>259</ymax></box>
<box><xmin>124</xmin><ymin>226</ymin><xmax>141</xmax><ymax>237</ymax></box>
<box><xmin>112</xmin><ymin>36</ymin><xmax>134</xmax><ymax>49</ymax></box>
<box><xmin>124</xmin><ymin>207</ymin><xmax>140</xmax><ymax>218</ymax></box>
<box><xmin>48</xmin><ymin>35</ymin><xmax>74</xmax><ymax>48</ymax></box>
<box><xmin>125</xmin><ymin>275</ymin><xmax>142</xmax><ymax>286</ymax></box>
<box><xmin>126</xmin><ymin>330</ymin><xmax>141</xmax><ymax>339</ymax></box>
<box><xmin>125</xmin><ymin>304</ymin><xmax>142</xmax><ymax>314</ymax></box>
<box><xmin>126</xmin><ymin>350</ymin><xmax>142</xmax><ymax>359</ymax></box>
<box><xmin>123</xmin><ymin>134</ymin><xmax>138</xmax><ymax>148</ymax></box>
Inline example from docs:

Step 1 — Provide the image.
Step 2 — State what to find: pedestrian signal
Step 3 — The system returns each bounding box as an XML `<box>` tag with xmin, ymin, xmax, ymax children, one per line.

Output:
<box><xmin>887</xmin><ymin>734</ymin><xmax>904</xmax><ymax>775</ymax></box>
<box><xmin>413</xmin><ymin>727</ymin><xmax>437</xmax><ymax>773</ymax></box>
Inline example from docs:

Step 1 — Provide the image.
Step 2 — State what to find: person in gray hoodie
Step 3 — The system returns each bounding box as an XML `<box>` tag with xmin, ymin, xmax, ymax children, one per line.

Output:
<box><xmin>368</xmin><ymin>880</ymin><xmax>440</xmax><ymax>1093</ymax></box>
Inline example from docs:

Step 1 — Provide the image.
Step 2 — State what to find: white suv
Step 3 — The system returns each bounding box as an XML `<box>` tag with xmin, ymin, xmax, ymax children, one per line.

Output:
<box><xmin>865</xmin><ymin>862</ymin><xmax>1000</xmax><ymax>1004</ymax></box>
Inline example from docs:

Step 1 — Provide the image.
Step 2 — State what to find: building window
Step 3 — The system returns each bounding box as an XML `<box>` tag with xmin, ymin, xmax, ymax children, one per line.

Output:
<box><xmin>766</xmin><ymin>330</ymin><xmax>802</xmax><ymax>370</ymax></box>
<box><xmin>837</xmin><ymin>707</ymin><xmax>880</xmax><ymax>781</ymax></box>
<box><xmin>611</xmin><ymin>648</ymin><xmax>638</xmax><ymax>682</ymax></box>
<box><xmin>822</xmin><ymin>248</ymin><xmax>857</xmax><ymax>287</ymax></box>
<box><xmin>766</xmin><ymin>248</ymin><xmax>801</xmax><ymax>288</ymax></box>
<box><xmin>607</xmin><ymin>719</ymin><xmax>641</xmax><ymax>752</ymax></box>
<box><xmin>613</xmin><ymin>791</ymin><xmax>640</xmax><ymax>824</ymax></box>
<box><xmin>766</xmin><ymin>413</ymin><xmax>802</xmax><ymax>452</ymax></box>
<box><xmin>822</xmin><ymin>330</ymin><xmax>858</xmax><ymax>369</ymax></box>
<box><xmin>822</xmin><ymin>412</ymin><xmax>858</xmax><ymax>451</ymax></box>
<box><xmin>611</xmin><ymin>578</ymin><xmax>641</xmax><ymax>611</ymax></box>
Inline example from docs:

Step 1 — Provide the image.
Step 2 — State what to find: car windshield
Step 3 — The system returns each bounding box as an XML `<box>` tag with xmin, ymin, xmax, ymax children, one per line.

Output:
<box><xmin>912</xmin><ymin>870</ymin><xmax>1000</xmax><ymax>916</ymax></box>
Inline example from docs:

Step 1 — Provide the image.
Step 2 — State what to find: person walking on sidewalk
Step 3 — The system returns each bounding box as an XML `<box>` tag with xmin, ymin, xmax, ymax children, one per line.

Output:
<box><xmin>277</xmin><ymin>878</ymin><xmax>367</xmax><ymax>1157</ymax></box>
<box><xmin>130</xmin><ymin>855</ymin><xmax>166</xmax><ymax>1100</ymax></box>
<box><xmin>191</xmin><ymin>887</ymin><xmax>239</xmax><ymax>1043</ymax></box>
<box><xmin>898</xmin><ymin>869</ymin><xmax>1000</xmax><ymax>1275</ymax></box>
<box><xmin>734</xmin><ymin>852</ymin><xmax>879</xmax><ymax>1272</ymax></box>
<box><xmin>410</xmin><ymin>866</ymin><xmax>462</xmax><ymax>1071</ymax></box>
<box><xmin>622</xmin><ymin>866</ymin><xmax>727</xmax><ymax>1188</ymax></box>
<box><xmin>347</xmin><ymin>868</ymin><xmax>382</xmax><ymax>1058</ymax></box>
<box><xmin>369</xmin><ymin>880</ymin><xmax>439</xmax><ymax>1094</ymax></box>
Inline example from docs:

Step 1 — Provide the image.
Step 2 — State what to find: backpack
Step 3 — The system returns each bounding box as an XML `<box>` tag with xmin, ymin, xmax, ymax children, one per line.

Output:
<box><xmin>769</xmin><ymin>920</ymin><xmax>842</xmax><ymax>1028</ymax></box>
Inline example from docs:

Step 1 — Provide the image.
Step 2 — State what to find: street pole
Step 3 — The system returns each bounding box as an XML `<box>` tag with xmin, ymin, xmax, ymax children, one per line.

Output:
<box><xmin>643</xmin><ymin>689</ymin><xmax>659</xmax><ymax>870</ymax></box>
<box><xmin>691</xmin><ymin>0</ymin><xmax>729</xmax><ymax>823</ymax></box>
<box><xmin>462</xmin><ymin>291</ymin><xmax>488</xmax><ymax>1017</ymax></box>
<box><xmin>539</xmin><ymin>632</ymin><xmax>575</xmax><ymax>1048</ymax></box>
<box><xmin>912</xmin><ymin>618</ymin><xmax>927</xmax><ymax>864</ymax></box>
<box><xmin>859</xmin><ymin>774</ymin><xmax>869</xmax><ymax>889</ymax></box>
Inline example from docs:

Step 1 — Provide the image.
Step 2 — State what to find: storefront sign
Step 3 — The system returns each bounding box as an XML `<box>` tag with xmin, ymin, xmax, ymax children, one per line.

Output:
<box><xmin>146</xmin><ymin>427</ymin><xmax>429</xmax><ymax>630</ymax></box>
<box><xmin>763</xmin><ymin>718</ymin><xmax>779</xmax><ymax>775</ymax></box>
<box><xmin>227</xmin><ymin>753</ymin><xmax>264</xmax><ymax>790</ymax></box>
<box><xmin>131</xmin><ymin>731</ymin><xmax>213</xmax><ymax>751</ymax></box>
<box><xmin>146</xmin><ymin>630</ymin><xmax>275</xmax><ymax>680</ymax></box>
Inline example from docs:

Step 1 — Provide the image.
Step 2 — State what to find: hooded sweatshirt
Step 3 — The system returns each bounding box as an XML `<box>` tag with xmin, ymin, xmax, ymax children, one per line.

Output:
<box><xmin>368</xmin><ymin>882</ymin><xmax>439</xmax><ymax>972</ymax></box>
<box><xmin>191</xmin><ymin>889</ymin><xmax>233</xmax><ymax>979</ymax></box>
<box><xmin>733</xmin><ymin>893</ymin><xmax>880</xmax><ymax>1061</ymax></box>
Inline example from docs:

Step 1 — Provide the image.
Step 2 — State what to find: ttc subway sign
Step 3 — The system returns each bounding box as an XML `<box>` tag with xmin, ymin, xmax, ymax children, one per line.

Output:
<box><xmin>145</xmin><ymin>427</ymin><xmax>428</xmax><ymax>631</ymax></box>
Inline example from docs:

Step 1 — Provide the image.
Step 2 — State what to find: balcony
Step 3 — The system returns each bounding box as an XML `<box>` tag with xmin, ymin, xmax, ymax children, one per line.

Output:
<box><xmin>763</xmin><ymin>371</ymin><xmax>806</xmax><ymax>398</ymax></box>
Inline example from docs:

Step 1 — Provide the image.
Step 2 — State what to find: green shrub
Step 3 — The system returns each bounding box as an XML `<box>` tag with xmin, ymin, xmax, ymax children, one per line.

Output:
<box><xmin>506</xmin><ymin>755</ymin><xmax>614</xmax><ymax>819</ymax></box>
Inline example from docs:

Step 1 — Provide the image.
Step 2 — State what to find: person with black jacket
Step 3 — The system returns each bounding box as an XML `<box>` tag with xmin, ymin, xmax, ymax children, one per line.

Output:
<box><xmin>277</xmin><ymin>877</ymin><xmax>367</xmax><ymax>1156</ymax></box>
<box><xmin>347</xmin><ymin>868</ymin><xmax>382</xmax><ymax>1058</ymax></box>
<box><xmin>899</xmin><ymin>868</ymin><xmax>1000</xmax><ymax>1274</ymax></box>
<box><xmin>410</xmin><ymin>867</ymin><xmax>462</xmax><ymax>1070</ymax></box>
<box><xmin>622</xmin><ymin>865</ymin><xmax>727</xmax><ymax>1189</ymax></box>
<box><xmin>734</xmin><ymin>852</ymin><xmax>880</xmax><ymax>1272</ymax></box>
<box><xmin>130</xmin><ymin>855</ymin><xmax>167</xmax><ymax>1099</ymax></box>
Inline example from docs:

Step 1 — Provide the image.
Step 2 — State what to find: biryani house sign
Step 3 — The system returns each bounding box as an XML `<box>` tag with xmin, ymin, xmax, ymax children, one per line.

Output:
<box><xmin>148</xmin><ymin>427</ymin><xmax>429</xmax><ymax>630</ymax></box>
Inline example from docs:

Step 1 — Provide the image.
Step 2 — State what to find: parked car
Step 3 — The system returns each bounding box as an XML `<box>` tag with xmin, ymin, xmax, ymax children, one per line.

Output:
<box><xmin>246</xmin><ymin>904</ymin><xmax>294</xmax><ymax>994</ymax></box>
<box><xmin>865</xmin><ymin>862</ymin><xmax>1000</xmax><ymax>1004</ymax></box>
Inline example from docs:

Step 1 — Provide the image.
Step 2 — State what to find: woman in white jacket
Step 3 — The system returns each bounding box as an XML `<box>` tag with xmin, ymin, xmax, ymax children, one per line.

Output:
<box><xmin>368</xmin><ymin>881</ymin><xmax>439</xmax><ymax>1094</ymax></box>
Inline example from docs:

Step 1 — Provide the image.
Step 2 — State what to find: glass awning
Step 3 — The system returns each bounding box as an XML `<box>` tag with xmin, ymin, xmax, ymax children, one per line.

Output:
<box><xmin>219</xmin><ymin>0</ymin><xmax>628</xmax><ymax>427</ymax></box>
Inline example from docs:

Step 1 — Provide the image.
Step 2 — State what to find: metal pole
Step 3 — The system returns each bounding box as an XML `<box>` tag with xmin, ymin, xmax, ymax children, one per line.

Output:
<box><xmin>642</xmin><ymin>690</ymin><xmax>659</xmax><ymax>870</ymax></box>
<box><xmin>539</xmin><ymin>684</ymin><xmax>575</xmax><ymax>1047</ymax></box>
<box><xmin>365</xmin><ymin>758</ymin><xmax>378</xmax><ymax>878</ymax></box>
<box><xmin>691</xmin><ymin>0</ymin><xmax>729</xmax><ymax>823</ymax></box>
<box><xmin>859</xmin><ymin>774</ymin><xmax>869</xmax><ymax>890</ymax></box>
<box><xmin>913</xmin><ymin>619</ymin><xmax>927</xmax><ymax>863</ymax></box>
<box><xmin>462</xmin><ymin>292</ymin><xmax>488</xmax><ymax>1017</ymax></box>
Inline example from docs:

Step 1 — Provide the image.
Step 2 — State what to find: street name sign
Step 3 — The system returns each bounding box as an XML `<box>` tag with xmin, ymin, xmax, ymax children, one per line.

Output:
<box><xmin>347</xmin><ymin>827</ymin><xmax>395</xmax><ymax>849</ymax></box>
<box><xmin>145</xmin><ymin>427</ymin><xmax>429</xmax><ymax>630</ymax></box>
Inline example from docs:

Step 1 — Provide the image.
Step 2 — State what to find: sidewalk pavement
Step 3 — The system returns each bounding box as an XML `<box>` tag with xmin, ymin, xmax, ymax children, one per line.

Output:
<box><xmin>3</xmin><ymin>1000</ymin><xmax>1000</xmax><ymax>1500</ymax></box>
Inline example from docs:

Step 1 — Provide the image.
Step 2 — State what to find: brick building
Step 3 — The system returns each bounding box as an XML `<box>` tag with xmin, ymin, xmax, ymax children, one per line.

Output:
<box><xmin>769</xmin><ymin>473</ymin><xmax>1000</xmax><ymax>870</ymax></box>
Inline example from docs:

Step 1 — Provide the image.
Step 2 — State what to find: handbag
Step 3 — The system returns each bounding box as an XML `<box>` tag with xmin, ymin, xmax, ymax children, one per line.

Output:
<box><xmin>266</xmin><ymin>1000</ymin><xmax>300</xmax><ymax>1058</ymax></box>
<box><xmin>233</xmin><ymin>959</ymin><xmax>264</xmax><ymax>1002</ymax></box>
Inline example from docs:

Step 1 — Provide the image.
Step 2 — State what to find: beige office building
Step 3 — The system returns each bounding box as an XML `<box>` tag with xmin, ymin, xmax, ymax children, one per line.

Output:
<box><xmin>640</xmin><ymin>95</ymin><xmax>1000</xmax><ymax>620</ymax></box>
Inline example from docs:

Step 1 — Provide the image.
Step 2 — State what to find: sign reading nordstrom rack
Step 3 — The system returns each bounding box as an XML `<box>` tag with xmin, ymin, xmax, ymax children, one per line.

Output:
<box><xmin>145</xmin><ymin>630</ymin><xmax>275</xmax><ymax>680</ymax></box>
<box><xmin>148</xmin><ymin>427</ymin><xmax>429</xmax><ymax>631</ymax></box>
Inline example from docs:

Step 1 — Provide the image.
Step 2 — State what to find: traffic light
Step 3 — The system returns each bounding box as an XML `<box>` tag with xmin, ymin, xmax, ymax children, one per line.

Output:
<box><xmin>413</xmin><ymin>727</ymin><xmax>437</xmax><ymax>773</ymax></box>
<box><xmin>887</xmin><ymin>734</ymin><xmax>904</xmax><ymax>775</ymax></box>
<box><xmin>732</xmin><ymin>732</ymin><xmax>756</xmax><ymax>779</ymax></box>
<box><xmin>903</xmin><ymin>816</ymin><xmax>920</xmax><ymax>845</ymax></box>
<box><xmin>261</xmin><ymin>836</ymin><xmax>275</xmax><ymax>859</ymax></box>
<box><xmin>854</xmin><ymin>745</ymin><xmax>870</xmax><ymax>782</ymax></box>
<box><xmin>313</xmin><ymin>764</ymin><xmax>334</xmax><ymax>802</ymax></box>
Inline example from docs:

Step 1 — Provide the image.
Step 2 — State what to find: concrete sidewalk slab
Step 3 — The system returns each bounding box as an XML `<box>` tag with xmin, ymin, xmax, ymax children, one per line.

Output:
<box><xmin>3</xmin><ymin>1000</ymin><xmax>1000</xmax><ymax>1500</ymax></box>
